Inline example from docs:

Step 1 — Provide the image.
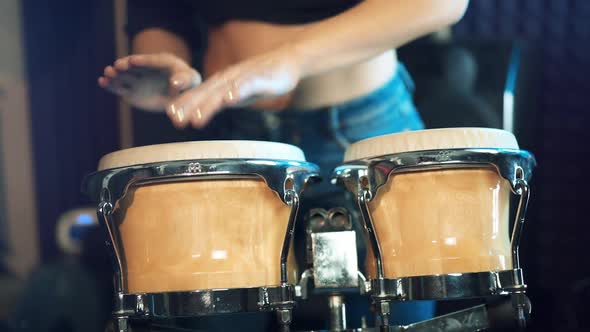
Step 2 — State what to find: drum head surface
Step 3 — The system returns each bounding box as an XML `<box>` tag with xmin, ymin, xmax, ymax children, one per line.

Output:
<box><xmin>98</xmin><ymin>140</ymin><xmax>306</xmax><ymax>170</ymax></box>
<box><xmin>344</xmin><ymin>127</ymin><xmax>519</xmax><ymax>162</ymax></box>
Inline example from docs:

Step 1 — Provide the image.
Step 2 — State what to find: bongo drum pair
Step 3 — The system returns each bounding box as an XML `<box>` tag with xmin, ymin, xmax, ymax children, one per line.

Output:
<box><xmin>82</xmin><ymin>127</ymin><xmax>536</xmax><ymax>331</ymax></box>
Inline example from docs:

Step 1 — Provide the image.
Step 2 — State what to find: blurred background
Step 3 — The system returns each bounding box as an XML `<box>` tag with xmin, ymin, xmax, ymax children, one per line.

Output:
<box><xmin>0</xmin><ymin>0</ymin><xmax>588</xmax><ymax>331</ymax></box>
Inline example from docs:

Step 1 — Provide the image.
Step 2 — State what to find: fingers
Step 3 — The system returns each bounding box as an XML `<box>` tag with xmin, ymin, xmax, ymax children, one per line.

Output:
<box><xmin>104</xmin><ymin>65</ymin><xmax>117</xmax><ymax>78</ymax></box>
<box><xmin>165</xmin><ymin>65</ymin><xmax>279</xmax><ymax>129</ymax></box>
<box><xmin>99</xmin><ymin>65</ymin><xmax>117</xmax><ymax>85</ymax></box>
<box><xmin>166</xmin><ymin>73</ymin><xmax>240</xmax><ymax>129</ymax></box>
<box><xmin>99</xmin><ymin>65</ymin><xmax>126</xmax><ymax>93</ymax></box>
<box><xmin>99</xmin><ymin>64</ymin><xmax>137</xmax><ymax>96</ymax></box>
<box><xmin>114</xmin><ymin>57</ymin><xmax>131</xmax><ymax>72</ymax></box>
<box><xmin>165</xmin><ymin>73</ymin><xmax>215</xmax><ymax>128</ymax></box>
<box><xmin>100</xmin><ymin>49</ymin><xmax>300</xmax><ymax>131</ymax></box>
<box><xmin>98</xmin><ymin>60</ymin><xmax>125</xmax><ymax>89</ymax></box>
<box><xmin>165</xmin><ymin>85</ymin><xmax>208</xmax><ymax>129</ymax></box>
<box><xmin>98</xmin><ymin>53</ymin><xmax>204</xmax><ymax>113</ymax></box>
<box><xmin>189</xmin><ymin>86</ymin><xmax>229</xmax><ymax>128</ymax></box>
<box><xmin>97</xmin><ymin>76</ymin><xmax>109</xmax><ymax>88</ymax></box>
<box><xmin>99</xmin><ymin>53</ymin><xmax>192</xmax><ymax>86</ymax></box>
<box><xmin>128</xmin><ymin>53</ymin><xmax>188</xmax><ymax>72</ymax></box>
<box><xmin>166</xmin><ymin>104</ymin><xmax>188</xmax><ymax>128</ymax></box>
<box><xmin>169</xmin><ymin>69</ymin><xmax>202</xmax><ymax>94</ymax></box>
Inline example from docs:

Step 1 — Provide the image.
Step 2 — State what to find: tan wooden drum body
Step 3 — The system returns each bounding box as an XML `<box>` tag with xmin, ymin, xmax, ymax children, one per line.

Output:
<box><xmin>344</xmin><ymin>128</ymin><xmax>519</xmax><ymax>279</ymax></box>
<box><xmin>98</xmin><ymin>141</ymin><xmax>304</xmax><ymax>294</ymax></box>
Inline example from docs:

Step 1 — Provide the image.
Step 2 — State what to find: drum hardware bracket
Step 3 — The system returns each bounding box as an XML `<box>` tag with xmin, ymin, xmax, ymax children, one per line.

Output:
<box><xmin>84</xmin><ymin>159</ymin><xmax>321</xmax><ymax>209</ymax></box>
<box><xmin>358</xmin><ymin>189</ymin><xmax>385</xmax><ymax>280</ymax></box>
<box><xmin>296</xmin><ymin>270</ymin><xmax>369</xmax><ymax>299</ymax></box>
<box><xmin>300</xmin><ymin>207</ymin><xmax>363</xmax><ymax>293</ymax></box>
<box><xmin>98</xmin><ymin>201</ymin><xmax>126</xmax><ymax>293</ymax></box>
<box><xmin>510</xmin><ymin>292</ymin><xmax>529</xmax><ymax>330</ymax></box>
<box><xmin>257</xmin><ymin>284</ymin><xmax>297</xmax><ymax>311</ymax></box>
<box><xmin>328</xmin><ymin>294</ymin><xmax>348</xmax><ymax>331</ymax></box>
<box><xmin>368</xmin><ymin>269</ymin><xmax>526</xmax><ymax>301</ymax></box>
<box><xmin>277</xmin><ymin>308</ymin><xmax>294</xmax><ymax>332</ymax></box>
<box><xmin>296</xmin><ymin>269</ymin><xmax>313</xmax><ymax>300</ymax></box>
<box><xmin>333</xmin><ymin>148</ymin><xmax>536</xmax><ymax>206</ymax></box>
<box><xmin>310</xmin><ymin>230</ymin><xmax>359</xmax><ymax>288</ymax></box>
<box><xmin>297</xmin><ymin>207</ymin><xmax>370</xmax><ymax>332</ymax></box>
<box><xmin>105</xmin><ymin>285</ymin><xmax>298</xmax><ymax>329</ymax></box>
<box><xmin>359</xmin><ymin>271</ymin><xmax>370</xmax><ymax>294</ymax></box>
<box><xmin>511</xmin><ymin>178</ymin><xmax>530</xmax><ymax>271</ymax></box>
<box><xmin>281</xmin><ymin>189</ymin><xmax>299</xmax><ymax>284</ymax></box>
<box><xmin>112</xmin><ymin>317</ymin><xmax>130</xmax><ymax>332</ymax></box>
<box><xmin>365</xmin><ymin>270</ymin><xmax>529</xmax><ymax>331</ymax></box>
<box><xmin>374</xmin><ymin>299</ymin><xmax>391</xmax><ymax>331</ymax></box>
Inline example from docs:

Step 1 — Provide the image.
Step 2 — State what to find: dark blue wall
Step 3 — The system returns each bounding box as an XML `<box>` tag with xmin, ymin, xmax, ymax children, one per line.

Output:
<box><xmin>454</xmin><ymin>1</ymin><xmax>590</xmax><ymax>330</ymax></box>
<box><xmin>21</xmin><ymin>0</ymin><xmax>120</xmax><ymax>260</ymax></box>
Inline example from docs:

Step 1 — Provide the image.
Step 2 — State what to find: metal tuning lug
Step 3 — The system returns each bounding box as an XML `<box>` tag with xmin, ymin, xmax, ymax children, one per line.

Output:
<box><xmin>277</xmin><ymin>308</ymin><xmax>293</xmax><ymax>332</ymax></box>
<box><xmin>512</xmin><ymin>292</ymin><xmax>530</xmax><ymax>330</ymax></box>
<box><xmin>374</xmin><ymin>299</ymin><xmax>391</xmax><ymax>332</ymax></box>
<box><xmin>114</xmin><ymin>317</ymin><xmax>130</xmax><ymax>332</ymax></box>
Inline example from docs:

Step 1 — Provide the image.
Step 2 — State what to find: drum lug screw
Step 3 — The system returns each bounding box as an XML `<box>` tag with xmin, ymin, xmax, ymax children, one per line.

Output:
<box><xmin>375</xmin><ymin>300</ymin><xmax>391</xmax><ymax>330</ymax></box>
<box><xmin>257</xmin><ymin>287</ymin><xmax>270</xmax><ymax>308</ymax></box>
<box><xmin>114</xmin><ymin>317</ymin><xmax>129</xmax><ymax>332</ymax></box>
<box><xmin>511</xmin><ymin>292</ymin><xmax>530</xmax><ymax>329</ymax></box>
<box><xmin>276</xmin><ymin>308</ymin><xmax>293</xmax><ymax>331</ymax></box>
<box><xmin>135</xmin><ymin>294</ymin><xmax>148</xmax><ymax>316</ymax></box>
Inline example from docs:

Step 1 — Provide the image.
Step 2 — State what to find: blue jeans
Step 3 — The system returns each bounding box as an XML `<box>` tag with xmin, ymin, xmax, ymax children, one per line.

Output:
<box><xmin>134</xmin><ymin>64</ymin><xmax>435</xmax><ymax>330</ymax></box>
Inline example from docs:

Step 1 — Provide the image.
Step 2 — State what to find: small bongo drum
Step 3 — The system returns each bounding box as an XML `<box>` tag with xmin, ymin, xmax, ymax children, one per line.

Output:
<box><xmin>333</xmin><ymin>128</ymin><xmax>536</xmax><ymax>303</ymax></box>
<box><xmin>82</xmin><ymin>140</ymin><xmax>318</xmax><ymax>327</ymax></box>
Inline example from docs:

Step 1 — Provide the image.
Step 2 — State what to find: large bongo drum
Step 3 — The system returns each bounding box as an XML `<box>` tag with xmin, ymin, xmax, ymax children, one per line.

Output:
<box><xmin>333</xmin><ymin>128</ymin><xmax>536</xmax><ymax>308</ymax></box>
<box><xmin>82</xmin><ymin>140</ymin><xmax>319</xmax><ymax>328</ymax></box>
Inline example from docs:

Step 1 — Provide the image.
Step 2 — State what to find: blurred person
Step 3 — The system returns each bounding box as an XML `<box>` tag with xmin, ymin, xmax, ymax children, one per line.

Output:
<box><xmin>98</xmin><ymin>0</ymin><xmax>469</xmax><ymax>329</ymax></box>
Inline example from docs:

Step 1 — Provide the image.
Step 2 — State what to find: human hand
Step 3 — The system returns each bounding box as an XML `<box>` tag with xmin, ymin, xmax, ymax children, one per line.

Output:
<box><xmin>165</xmin><ymin>45</ymin><xmax>302</xmax><ymax>129</ymax></box>
<box><xmin>98</xmin><ymin>53</ymin><xmax>201</xmax><ymax>112</ymax></box>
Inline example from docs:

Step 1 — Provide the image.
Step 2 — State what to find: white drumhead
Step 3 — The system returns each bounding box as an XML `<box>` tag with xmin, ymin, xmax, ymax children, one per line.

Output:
<box><xmin>344</xmin><ymin>128</ymin><xmax>519</xmax><ymax>162</ymax></box>
<box><xmin>98</xmin><ymin>140</ymin><xmax>306</xmax><ymax>171</ymax></box>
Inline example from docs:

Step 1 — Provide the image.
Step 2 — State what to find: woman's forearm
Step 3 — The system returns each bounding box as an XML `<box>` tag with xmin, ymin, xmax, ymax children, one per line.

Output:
<box><xmin>292</xmin><ymin>0</ymin><xmax>469</xmax><ymax>77</ymax></box>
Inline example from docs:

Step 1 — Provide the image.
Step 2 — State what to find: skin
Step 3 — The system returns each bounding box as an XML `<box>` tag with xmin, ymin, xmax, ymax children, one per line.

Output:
<box><xmin>98</xmin><ymin>0</ymin><xmax>469</xmax><ymax>129</ymax></box>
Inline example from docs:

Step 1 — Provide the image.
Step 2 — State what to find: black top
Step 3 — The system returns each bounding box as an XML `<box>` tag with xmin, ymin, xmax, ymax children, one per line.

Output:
<box><xmin>126</xmin><ymin>0</ymin><xmax>360</xmax><ymax>65</ymax></box>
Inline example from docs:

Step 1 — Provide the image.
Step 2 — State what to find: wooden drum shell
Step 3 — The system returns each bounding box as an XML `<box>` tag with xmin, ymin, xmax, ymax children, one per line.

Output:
<box><xmin>114</xmin><ymin>179</ymin><xmax>297</xmax><ymax>293</ymax></box>
<box><xmin>365</xmin><ymin>168</ymin><xmax>512</xmax><ymax>279</ymax></box>
<box><xmin>343</xmin><ymin>128</ymin><xmax>520</xmax><ymax>279</ymax></box>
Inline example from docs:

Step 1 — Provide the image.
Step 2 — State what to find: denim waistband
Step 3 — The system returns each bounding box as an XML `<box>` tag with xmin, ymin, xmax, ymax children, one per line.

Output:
<box><xmin>278</xmin><ymin>62</ymin><xmax>414</xmax><ymax>117</ymax></box>
<box><xmin>254</xmin><ymin>63</ymin><xmax>416</xmax><ymax>146</ymax></box>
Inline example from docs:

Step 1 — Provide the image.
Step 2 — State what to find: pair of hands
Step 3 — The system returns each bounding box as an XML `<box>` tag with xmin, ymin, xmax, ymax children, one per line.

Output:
<box><xmin>98</xmin><ymin>46</ymin><xmax>302</xmax><ymax>129</ymax></box>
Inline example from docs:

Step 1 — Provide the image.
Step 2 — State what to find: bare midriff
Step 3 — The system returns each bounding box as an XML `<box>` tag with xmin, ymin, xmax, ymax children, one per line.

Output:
<box><xmin>204</xmin><ymin>20</ymin><xmax>397</xmax><ymax>111</ymax></box>
<box><xmin>365</xmin><ymin>168</ymin><xmax>513</xmax><ymax>279</ymax></box>
<box><xmin>114</xmin><ymin>179</ymin><xmax>297</xmax><ymax>293</ymax></box>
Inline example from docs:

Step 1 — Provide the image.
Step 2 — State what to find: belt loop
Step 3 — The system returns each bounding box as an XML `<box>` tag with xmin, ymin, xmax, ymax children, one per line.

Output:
<box><xmin>329</xmin><ymin>106</ymin><xmax>351</xmax><ymax>150</ymax></box>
